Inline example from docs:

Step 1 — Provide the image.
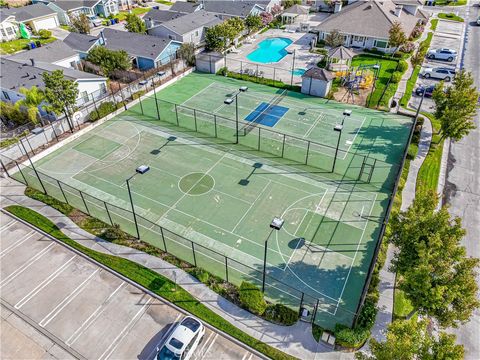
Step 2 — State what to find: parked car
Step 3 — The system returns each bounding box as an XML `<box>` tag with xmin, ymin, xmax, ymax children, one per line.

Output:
<box><xmin>477</xmin><ymin>16</ymin><xmax>480</xmax><ymax>25</ymax></box>
<box><xmin>427</xmin><ymin>48</ymin><xmax>457</xmax><ymax>62</ymax></box>
<box><xmin>87</xmin><ymin>15</ymin><xmax>103</xmax><ymax>27</ymax></box>
<box><xmin>415</xmin><ymin>84</ymin><xmax>437</xmax><ymax>97</ymax></box>
<box><xmin>420</xmin><ymin>67</ymin><xmax>456</xmax><ymax>81</ymax></box>
<box><xmin>157</xmin><ymin>317</ymin><xmax>205</xmax><ymax>360</ymax></box>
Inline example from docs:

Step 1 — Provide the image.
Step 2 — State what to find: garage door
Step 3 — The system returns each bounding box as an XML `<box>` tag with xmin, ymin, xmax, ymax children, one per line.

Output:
<box><xmin>33</xmin><ymin>16</ymin><xmax>58</xmax><ymax>30</ymax></box>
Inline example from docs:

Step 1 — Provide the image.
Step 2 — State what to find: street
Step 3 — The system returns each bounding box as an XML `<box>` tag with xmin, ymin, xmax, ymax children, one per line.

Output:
<box><xmin>443</xmin><ymin>1</ymin><xmax>480</xmax><ymax>359</ymax></box>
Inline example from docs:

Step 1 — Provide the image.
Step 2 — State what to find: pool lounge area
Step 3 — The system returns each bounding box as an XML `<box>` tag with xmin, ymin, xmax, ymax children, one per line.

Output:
<box><xmin>246</xmin><ymin>37</ymin><xmax>293</xmax><ymax>63</ymax></box>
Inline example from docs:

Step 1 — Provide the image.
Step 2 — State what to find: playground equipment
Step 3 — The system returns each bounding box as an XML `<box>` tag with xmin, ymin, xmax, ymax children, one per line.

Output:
<box><xmin>336</xmin><ymin>63</ymin><xmax>381</xmax><ymax>103</ymax></box>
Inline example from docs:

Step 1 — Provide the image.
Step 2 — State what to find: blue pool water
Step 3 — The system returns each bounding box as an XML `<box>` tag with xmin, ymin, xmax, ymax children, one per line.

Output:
<box><xmin>291</xmin><ymin>68</ymin><xmax>306</xmax><ymax>76</ymax></box>
<box><xmin>246</xmin><ymin>37</ymin><xmax>293</xmax><ymax>63</ymax></box>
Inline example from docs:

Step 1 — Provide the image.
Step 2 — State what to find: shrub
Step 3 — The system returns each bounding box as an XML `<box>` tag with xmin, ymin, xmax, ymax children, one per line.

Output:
<box><xmin>88</xmin><ymin>101</ymin><xmax>117</xmax><ymax>121</ymax></box>
<box><xmin>334</xmin><ymin>324</ymin><xmax>370</xmax><ymax>348</ymax></box>
<box><xmin>238</xmin><ymin>281</ymin><xmax>267</xmax><ymax>315</ymax></box>
<box><xmin>103</xmin><ymin>223</ymin><xmax>125</xmax><ymax>240</ymax></box>
<box><xmin>38</xmin><ymin>29</ymin><xmax>52</xmax><ymax>39</ymax></box>
<box><xmin>400</xmin><ymin>42</ymin><xmax>415</xmax><ymax>54</ymax></box>
<box><xmin>391</xmin><ymin>71</ymin><xmax>403</xmax><ymax>84</ymax></box>
<box><xmin>264</xmin><ymin>304</ymin><xmax>298</xmax><ymax>325</ymax></box>
<box><xmin>356</xmin><ymin>300</ymin><xmax>377</xmax><ymax>330</ymax></box>
<box><xmin>132</xmin><ymin>90</ymin><xmax>145</xmax><ymax>100</ymax></box>
<box><xmin>217</xmin><ymin>67</ymin><xmax>228</xmax><ymax>76</ymax></box>
<box><xmin>190</xmin><ymin>268</ymin><xmax>210</xmax><ymax>283</ymax></box>
<box><xmin>398</xmin><ymin>59</ymin><xmax>408</xmax><ymax>73</ymax></box>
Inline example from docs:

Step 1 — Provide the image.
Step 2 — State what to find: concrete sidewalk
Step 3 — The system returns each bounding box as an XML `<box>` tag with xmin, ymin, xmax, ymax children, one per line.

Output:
<box><xmin>0</xmin><ymin>177</ymin><xmax>354</xmax><ymax>360</ymax></box>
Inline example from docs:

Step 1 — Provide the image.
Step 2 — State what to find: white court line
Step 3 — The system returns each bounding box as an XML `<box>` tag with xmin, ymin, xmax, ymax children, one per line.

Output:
<box><xmin>180</xmin><ymin>82</ymin><xmax>217</xmax><ymax>106</ymax></box>
<box><xmin>99</xmin><ymin>297</ymin><xmax>152</xmax><ymax>360</ymax></box>
<box><xmin>67</xmin><ymin>282</ymin><xmax>126</xmax><ymax>345</ymax></box>
<box><xmin>303</xmin><ymin>113</ymin><xmax>325</xmax><ymax>139</ymax></box>
<box><xmin>15</xmin><ymin>255</ymin><xmax>76</xmax><ymax>309</ymax></box>
<box><xmin>231</xmin><ymin>180</ymin><xmax>270</xmax><ymax>233</ymax></box>
<box><xmin>0</xmin><ymin>242</ymin><xmax>56</xmax><ymax>288</ymax></box>
<box><xmin>333</xmin><ymin>192</ymin><xmax>378</xmax><ymax>314</ymax></box>
<box><xmin>145</xmin><ymin>313</ymin><xmax>182</xmax><ymax>360</ymax></box>
<box><xmin>39</xmin><ymin>269</ymin><xmax>100</xmax><ymax>327</ymax></box>
<box><xmin>0</xmin><ymin>230</ymin><xmax>36</xmax><ymax>258</ymax></box>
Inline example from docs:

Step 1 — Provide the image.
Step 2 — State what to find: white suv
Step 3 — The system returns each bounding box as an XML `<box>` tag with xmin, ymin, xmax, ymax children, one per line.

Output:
<box><xmin>420</xmin><ymin>67</ymin><xmax>456</xmax><ymax>81</ymax></box>
<box><xmin>427</xmin><ymin>48</ymin><xmax>457</xmax><ymax>62</ymax></box>
<box><xmin>157</xmin><ymin>317</ymin><xmax>205</xmax><ymax>360</ymax></box>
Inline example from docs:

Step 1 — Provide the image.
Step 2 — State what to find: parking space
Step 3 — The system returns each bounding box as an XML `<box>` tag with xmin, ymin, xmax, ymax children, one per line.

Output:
<box><xmin>410</xmin><ymin>19</ymin><xmax>465</xmax><ymax>111</ymax></box>
<box><xmin>0</xmin><ymin>212</ymin><xmax>263</xmax><ymax>360</ymax></box>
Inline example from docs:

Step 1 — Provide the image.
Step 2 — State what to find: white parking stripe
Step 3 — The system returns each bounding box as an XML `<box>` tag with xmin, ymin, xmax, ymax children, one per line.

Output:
<box><xmin>99</xmin><ymin>298</ymin><xmax>152</xmax><ymax>360</ymax></box>
<box><xmin>66</xmin><ymin>282</ymin><xmax>126</xmax><ymax>346</ymax></box>
<box><xmin>0</xmin><ymin>230</ymin><xmax>36</xmax><ymax>257</ymax></box>
<box><xmin>15</xmin><ymin>256</ymin><xmax>76</xmax><ymax>309</ymax></box>
<box><xmin>145</xmin><ymin>313</ymin><xmax>182</xmax><ymax>360</ymax></box>
<box><xmin>0</xmin><ymin>242</ymin><xmax>55</xmax><ymax>288</ymax></box>
<box><xmin>39</xmin><ymin>269</ymin><xmax>100</xmax><ymax>327</ymax></box>
<box><xmin>0</xmin><ymin>220</ymin><xmax>16</xmax><ymax>232</ymax></box>
<box><xmin>200</xmin><ymin>333</ymin><xmax>218</xmax><ymax>359</ymax></box>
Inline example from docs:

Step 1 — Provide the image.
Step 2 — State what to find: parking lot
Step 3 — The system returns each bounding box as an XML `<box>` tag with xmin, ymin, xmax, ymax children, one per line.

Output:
<box><xmin>0</xmin><ymin>211</ymin><xmax>262</xmax><ymax>360</ymax></box>
<box><xmin>410</xmin><ymin>19</ymin><xmax>464</xmax><ymax>111</ymax></box>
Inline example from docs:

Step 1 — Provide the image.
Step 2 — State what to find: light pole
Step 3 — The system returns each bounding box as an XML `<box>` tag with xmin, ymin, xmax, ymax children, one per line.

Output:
<box><xmin>332</xmin><ymin>124</ymin><xmax>343</xmax><ymax>173</ymax></box>
<box><xmin>262</xmin><ymin>217</ymin><xmax>284</xmax><ymax>292</ymax></box>
<box><xmin>126</xmin><ymin>165</ymin><xmax>150</xmax><ymax>239</ymax></box>
<box><xmin>225</xmin><ymin>86</ymin><xmax>248</xmax><ymax>144</ymax></box>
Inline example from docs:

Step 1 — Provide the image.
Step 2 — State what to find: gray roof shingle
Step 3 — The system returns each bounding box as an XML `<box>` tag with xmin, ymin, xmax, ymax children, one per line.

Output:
<box><xmin>63</xmin><ymin>32</ymin><xmax>99</xmax><ymax>53</ymax></box>
<box><xmin>169</xmin><ymin>1</ymin><xmax>201</xmax><ymax>13</ymax></box>
<box><xmin>160</xmin><ymin>10</ymin><xmax>222</xmax><ymax>35</ymax></box>
<box><xmin>51</xmin><ymin>0</ymin><xmax>100</xmax><ymax>11</ymax></box>
<box><xmin>7</xmin><ymin>40</ymin><xmax>78</xmax><ymax>64</ymax></box>
<box><xmin>0</xmin><ymin>58</ymin><xmax>104</xmax><ymax>93</ymax></box>
<box><xmin>144</xmin><ymin>9</ymin><xmax>186</xmax><ymax>24</ymax></box>
<box><xmin>2</xmin><ymin>3</ymin><xmax>56</xmax><ymax>22</ymax></box>
<box><xmin>101</xmin><ymin>28</ymin><xmax>175</xmax><ymax>60</ymax></box>
<box><xmin>202</xmin><ymin>0</ymin><xmax>267</xmax><ymax>18</ymax></box>
<box><xmin>302</xmin><ymin>67</ymin><xmax>334</xmax><ymax>81</ymax></box>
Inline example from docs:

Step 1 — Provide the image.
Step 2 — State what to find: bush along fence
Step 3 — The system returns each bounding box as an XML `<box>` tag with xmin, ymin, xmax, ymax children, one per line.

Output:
<box><xmin>1</xmin><ymin>152</ymin><xmax>358</xmax><ymax>330</ymax></box>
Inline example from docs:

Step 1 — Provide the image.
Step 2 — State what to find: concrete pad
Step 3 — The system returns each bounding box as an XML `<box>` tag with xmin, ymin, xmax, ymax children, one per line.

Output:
<box><xmin>200</xmin><ymin>332</ymin><xmax>251</xmax><ymax>360</ymax></box>
<box><xmin>0</xmin><ymin>222</ymin><xmax>36</xmax><ymax>249</ymax></box>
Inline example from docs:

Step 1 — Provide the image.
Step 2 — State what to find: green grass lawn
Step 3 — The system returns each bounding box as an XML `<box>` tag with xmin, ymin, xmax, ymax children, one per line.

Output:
<box><xmin>393</xmin><ymin>287</ymin><xmax>415</xmax><ymax>320</ymax></box>
<box><xmin>115</xmin><ymin>7</ymin><xmax>150</xmax><ymax>21</ymax></box>
<box><xmin>434</xmin><ymin>0</ymin><xmax>466</xmax><ymax>6</ymax></box>
<box><xmin>0</xmin><ymin>37</ymin><xmax>56</xmax><ymax>55</ymax></box>
<box><xmin>400</xmin><ymin>65</ymin><xmax>420</xmax><ymax>108</ymax></box>
<box><xmin>351</xmin><ymin>54</ymin><xmax>398</xmax><ymax>108</ymax></box>
<box><xmin>5</xmin><ymin>205</ymin><xmax>295</xmax><ymax>360</ymax></box>
<box><xmin>430</xmin><ymin>18</ymin><xmax>439</xmax><ymax>31</ymax></box>
<box><xmin>438</xmin><ymin>12</ymin><xmax>464</xmax><ymax>22</ymax></box>
<box><xmin>156</xmin><ymin>0</ymin><xmax>174</xmax><ymax>5</ymax></box>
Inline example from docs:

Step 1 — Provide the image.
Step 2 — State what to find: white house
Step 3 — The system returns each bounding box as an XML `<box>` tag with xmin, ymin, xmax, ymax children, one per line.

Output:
<box><xmin>301</xmin><ymin>67</ymin><xmax>334</xmax><ymax>98</ymax></box>
<box><xmin>0</xmin><ymin>13</ymin><xmax>18</xmax><ymax>42</ymax></box>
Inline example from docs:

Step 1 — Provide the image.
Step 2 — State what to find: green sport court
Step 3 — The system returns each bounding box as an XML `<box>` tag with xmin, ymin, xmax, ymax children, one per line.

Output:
<box><xmin>15</xmin><ymin>72</ymin><xmax>413</xmax><ymax>329</ymax></box>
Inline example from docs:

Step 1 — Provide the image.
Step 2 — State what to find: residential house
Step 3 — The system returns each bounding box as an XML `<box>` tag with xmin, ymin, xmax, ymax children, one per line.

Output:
<box><xmin>147</xmin><ymin>10</ymin><xmax>222</xmax><ymax>45</ymax></box>
<box><xmin>63</xmin><ymin>32</ymin><xmax>101</xmax><ymax>58</ymax></box>
<box><xmin>100</xmin><ymin>28</ymin><xmax>182</xmax><ymax>70</ymax></box>
<box><xmin>144</xmin><ymin>9</ymin><xmax>186</xmax><ymax>31</ymax></box>
<box><xmin>316</xmin><ymin>0</ymin><xmax>429</xmax><ymax>53</ymax></box>
<box><xmin>0</xmin><ymin>13</ymin><xmax>18</xmax><ymax>42</ymax></box>
<box><xmin>0</xmin><ymin>58</ymin><xmax>108</xmax><ymax>111</ymax></box>
<box><xmin>1</xmin><ymin>3</ymin><xmax>59</xmax><ymax>42</ymax></box>
<box><xmin>33</xmin><ymin>0</ymin><xmax>127</xmax><ymax>25</ymax></box>
<box><xmin>281</xmin><ymin>4</ymin><xmax>309</xmax><ymax>24</ymax></box>
<box><xmin>169</xmin><ymin>1</ymin><xmax>201</xmax><ymax>13</ymax></box>
<box><xmin>201</xmin><ymin>0</ymin><xmax>279</xmax><ymax>19</ymax></box>
<box><xmin>7</xmin><ymin>40</ymin><xmax>81</xmax><ymax>68</ymax></box>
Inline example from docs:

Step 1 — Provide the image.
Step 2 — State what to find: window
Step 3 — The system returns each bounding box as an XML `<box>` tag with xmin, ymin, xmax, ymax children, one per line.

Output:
<box><xmin>353</xmin><ymin>36</ymin><xmax>364</xmax><ymax>42</ymax></box>
<box><xmin>195</xmin><ymin>30</ymin><xmax>199</xmax><ymax>36</ymax></box>
<box><xmin>374</xmin><ymin>40</ymin><xmax>388</xmax><ymax>48</ymax></box>
<box><xmin>2</xmin><ymin>91</ymin><xmax>10</xmax><ymax>100</ymax></box>
<box><xmin>81</xmin><ymin>91</ymin><xmax>89</xmax><ymax>104</ymax></box>
<box><xmin>0</xmin><ymin>29</ymin><xmax>6</xmax><ymax>36</ymax></box>
<box><xmin>100</xmin><ymin>83</ymin><xmax>107</xmax><ymax>94</ymax></box>
<box><xmin>6</xmin><ymin>27</ymin><xmax>14</xmax><ymax>35</ymax></box>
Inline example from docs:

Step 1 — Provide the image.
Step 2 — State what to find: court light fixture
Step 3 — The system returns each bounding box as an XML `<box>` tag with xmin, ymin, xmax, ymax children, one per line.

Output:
<box><xmin>239</xmin><ymin>86</ymin><xmax>248</xmax><ymax>92</ymax></box>
<box><xmin>332</xmin><ymin>125</ymin><xmax>343</xmax><ymax>172</ymax></box>
<box><xmin>343</xmin><ymin>109</ymin><xmax>352</xmax><ymax>117</ymax></box>
<box><xmin>126</xmin><ymin>165</ymin><xmax>150</xmax><ymax>239</ymax></box>
<box><xmin>263</xmin><ymin>217</ymin><xmax>284</xmax><ymax>292</ymax></box>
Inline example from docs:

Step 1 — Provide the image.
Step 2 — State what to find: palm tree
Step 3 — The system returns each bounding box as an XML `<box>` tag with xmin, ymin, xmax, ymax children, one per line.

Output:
<box><xmin>15</xmin><ymin>86</ymin><xmax>46</xmax><ymax>125</ymax></box>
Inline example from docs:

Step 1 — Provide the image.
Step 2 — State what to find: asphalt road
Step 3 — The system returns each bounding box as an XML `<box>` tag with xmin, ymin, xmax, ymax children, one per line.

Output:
<box><xmin>0</xmin><ymin>211</ymin><xmax>263</xmax><ymax>360</ymax></box>
<box><xmin>444</xmin><ymin>1</ymin><xmax>480</xmax><ymax>359</ymax></box>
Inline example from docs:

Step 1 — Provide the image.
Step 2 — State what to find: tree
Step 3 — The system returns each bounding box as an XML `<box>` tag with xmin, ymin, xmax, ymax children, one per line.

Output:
<box><xmin>245</xmin><ymin>14</ymin><xmax>262</xmax><ymax>33</ymax></box>
<box><xmin>86</xmin><ymin>46</ymin><xmax>131</xmax><ymax>77</ymax></box>
<box><xmin>42</xmin><ymin>70</ymin><xmax>79</xmax><ymax>132</ymax></box>
<box><xmin>205</xmin><ymin>25</ymin><xmax>226</xmax><ymax>52</ymax></box>
<box><xmin>410</xmin><ymin>47</ymin><xmax>423</xmax><ymax>68</ymax></box>
<box><xmin>69</xmin><ymin>13</ymin><xmax>90</xmax><ymax>34</ymax></box>
<box><xmin>205</xmin><ymin>19</ymin><xmax>244</xmax><ymax>52</ymax></box>
<box><xmin>325</xmin><ymin>29</ymin><xmax>344</xmax><ymax>47</ymax></box>
<box><xmin>0</xmin><ymin>101</ymin><xmax>30</xmax><ymax>125</ymax></box>
<box><xmin>178</xmin><ymin>42</ymin><xmax>195</xmax><ymax>66</ymax></box>
<box><xmin>271</xmin><ymin>4</ymin><xmax>282</xmax><ymax>16</ymax></box>
<box><xmin>15</xmin><ymin>86</ymin><xmax>45</xmax><ymax>124</ymax></box>
<box><xmin>389</xmin><ymin>189</ymin><xmax>479</xmax><ymax>328</ymax></box>
<box><xmin>124</xmin><ymin>13</ymin><xmax>146</xmax><ymax>33</ymax></box>
<box><xmin>356</xmin><ymin>318</ymin><xmax>464</xmax><ymax>360</ymax></box>
<box><xmin>260</xmin><ymin>12</ymin><xmax>273</xmax><ymax>26</ymax></box>
<box><xmin>388</xmin><ymin>21</ymin><xmax>407</xmax><ymax>55</ymax></box>
<box><xmin>432</xmin><ymin>70</ymin><xmax>478</xmax><ymax>141</ymax></box>
<box><xmin>225</xmin><ymin>17</ymin><xmax>244</xmax><ymax>38</ymax></box>
<box><xmin>282</xmin><ymin>0</ymin><xmax>301</xmax><ymax>7</ymax></box>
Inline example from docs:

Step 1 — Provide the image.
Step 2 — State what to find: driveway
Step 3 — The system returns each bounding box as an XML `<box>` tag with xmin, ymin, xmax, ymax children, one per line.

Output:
<box><xmin>409</xmin><ymin>19</ymin><xmax>464</xmax><ymax>112</ymax></box>
<box><xmin>0</xmin><ymin>211</ymin><xmax>262</xmax><ymax>360</ymax></box>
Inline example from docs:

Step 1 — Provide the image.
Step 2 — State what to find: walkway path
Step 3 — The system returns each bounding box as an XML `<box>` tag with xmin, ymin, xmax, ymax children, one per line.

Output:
<box><xmin>0</xmin><ymin>177</ymin><xmax>355</xmax><ymax>360</ymax></box>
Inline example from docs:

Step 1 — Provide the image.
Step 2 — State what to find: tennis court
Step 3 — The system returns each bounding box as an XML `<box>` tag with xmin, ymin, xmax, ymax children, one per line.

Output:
<box><xmin>13</xmin><ymin>72</ymin><xmax>413</xmax><ymax>329</ymax></box>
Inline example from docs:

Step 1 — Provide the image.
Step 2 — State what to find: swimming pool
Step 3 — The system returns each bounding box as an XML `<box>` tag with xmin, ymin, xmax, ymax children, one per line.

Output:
<box><xmin>291</xmin><ymin>68</ymin><xmax>306</xmax><ymax>76</ymax></box>
<box><xmin>246</xmin><ymin>37</ymin><xmax>293</xmax><ymax>63</ymax></box>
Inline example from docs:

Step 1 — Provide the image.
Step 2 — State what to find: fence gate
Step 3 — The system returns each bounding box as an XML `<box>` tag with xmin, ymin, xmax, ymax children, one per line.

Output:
<box><xmin>358</xmin><ymin>157</ymin><xmax>376</xmax><ymax>183</ymax></box>
<box><xmin>299</xmin><ymin>293</ymin><xmax>319</xmax><ymax>324</ymax></box>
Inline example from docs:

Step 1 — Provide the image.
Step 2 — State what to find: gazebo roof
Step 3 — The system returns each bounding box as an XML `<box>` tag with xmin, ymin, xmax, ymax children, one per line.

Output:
<box><xmin>302</xmin><ymin>67</ymin><xmax>334</xmax><ymax>82</ymax></box>
<box><xmin>283</xmin><ymin>4</ymin><xmax>309</xmax><ymax>15</ymax></box>
<box><xmin>327</xmin><ymin>45</ymin><xmax>355</xmax><ymax>60</ymax></box>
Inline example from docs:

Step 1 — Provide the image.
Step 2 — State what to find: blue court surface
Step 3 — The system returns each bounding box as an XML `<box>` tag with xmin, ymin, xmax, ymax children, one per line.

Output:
<box><xmin>244</xmin><ymin>102</ymin><xmax>289</xmax><ymax>127</ymax></box>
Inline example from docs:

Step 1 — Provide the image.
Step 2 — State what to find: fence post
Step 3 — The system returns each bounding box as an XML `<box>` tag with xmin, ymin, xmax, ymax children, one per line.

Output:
<box><xmin>0</xmin><ymin>160</ymin><xmax>9</xmax><ymax>177</ymax></box>
<box><xmin>193</xmin><ymin>109</ymin><xmax>198</xmax><ymax>132</ymax></box>
<box><xmin>311</xmin><ymin>299</ymin><xmax>319</xmax><ymax>324</ymax></box>
<box><xmin>153</xmin><ymin>85</ymin><xmax>161</xmax><ymax>120</ymax></box>
<box><xmin>191</xmin><ymin>242</ymin><xmax>197</xmax><ymax>267</ymax></box>
<box><xmin>225</xmin><ymin>257</ymin><xmax>229</xmax><ymax>282</ymax></box>
<box><xmin>305</xmin><ymin>141</ymin><xmax>311</xmax><ymax>164</ymax></box>
<box><xmin>119</xmin><ymin>88</ymin><xmax>127</xmax><ymax>111</ymax></box>
<box><xmin>174</xmin><ymin>104</ymin><xmax>179</xmax><ymax>125</ymax></box>
<box><xmin>258</xmin><ymin>127</ymin><xmax>261</xmax><ymax>150</ymax></box>
<box><xmin>14</xmin><ymin>161</ymin><xmax>28</xmax><ymax>185</ymax></box>
<box><xmin>50</xmin><ymin>122</ymin><xmax>59</xmax><ymax>142</ymax></box>
<box><xmin>24</xmin><ymin>135</ymin><xmax>35</xmax><ymax>155</ymax></box>
<box><xmin>281</xmin><ymin>134</ymin><xmax>286</xmax><ymax>157</ymax></box>
<box><xmin>160</xmin><ymin>226</ymin><xmax>167</xmax><ymax>252</ymax></box>
<box><xmin>214</xmin><ymin>115</ymin><xmax>218</xmax><ymax>138</ymax></box>
<box><xmin>91</xmin><ymin>93</ymin><xmax>100</xmax><ymax>120</ymax></box>
<box><xmin>19</xmin><ymin>138</ymin><xmax>47</xmax><ymax>195</ymax></box>
<box><xmin>79</xmin><ymin>191</ymin><xmax>90</xmax><ymax>215</ymax></box>
<box><xmin>104</xmin><ymin>202</ymin><xmax>114</xmax><ymax>226</ymax></box>
<box><xmin>299</xmin><ymin>292</ymin><xmax>304</xmax><ymax>313</ymax></box>
<box><xmin>57</xmin><ymin>180</ymin><xmax>69</xmax><ymax>204</ymax></box>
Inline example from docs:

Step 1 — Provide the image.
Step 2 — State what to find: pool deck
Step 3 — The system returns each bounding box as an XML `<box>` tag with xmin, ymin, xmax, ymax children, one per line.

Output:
<box><xmin>227</xmin><ymin>29</ymin><xmax>320</xmax><ymax>84</ymax></box>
